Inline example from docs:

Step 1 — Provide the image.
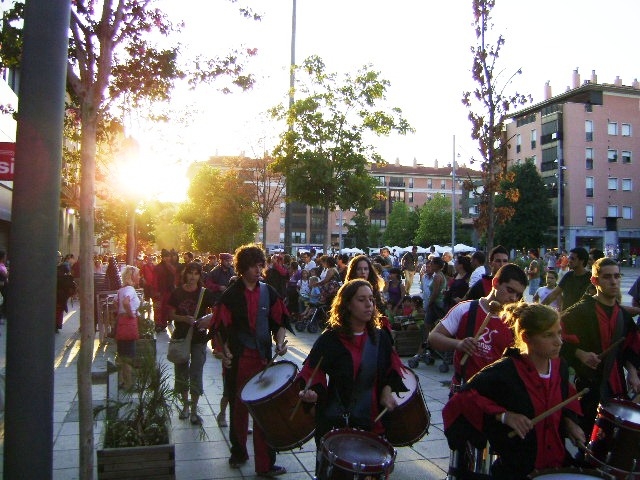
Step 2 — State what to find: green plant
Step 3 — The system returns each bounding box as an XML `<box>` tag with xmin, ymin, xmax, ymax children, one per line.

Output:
<box><xmin>96</xmin><ymin>351</ymin><xmax>179</xmax><ymax>448</ymax></box>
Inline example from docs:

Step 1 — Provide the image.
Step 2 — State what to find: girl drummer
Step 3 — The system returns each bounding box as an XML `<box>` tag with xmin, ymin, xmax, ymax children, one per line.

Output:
<box><xmin>442</xmin><ymin>303</ymin><xmax>585</xmax><ymax>480</ymax></box>
<box><xmin>297</xmin><ymin>279</ymin><xmax>408</xmax><ymax>445</ymax></box>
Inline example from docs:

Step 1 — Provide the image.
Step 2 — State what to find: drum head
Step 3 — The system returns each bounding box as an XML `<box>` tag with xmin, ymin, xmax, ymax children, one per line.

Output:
<box><xmin>241</xmin><ymin>361</ymin><xmax>297</xmax><ymax>402</ymax></box>
<box><xmin>322</xmin><ymin>429</ymin><xmax>394</xmax><ymax>470</ymax></box>
<box><xmin>601</xmin><ymin>398</ymin><xmax>640</xmax><ymax>426</ymax></box>
<box><xmin>528</xmin><ymin>468</ymin><xmax>609</xmax><ymax>479</ymax></box>
<box><xmin>393</xmin><ymin>368</ymin><xmax>417</xmax><ymax>407</ymax></box>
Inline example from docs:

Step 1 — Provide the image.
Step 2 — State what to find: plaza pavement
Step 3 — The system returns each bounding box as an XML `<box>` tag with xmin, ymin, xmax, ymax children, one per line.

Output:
<box><xmin>0</xmin><ymin>267</ymin><xmax>637</xmax><ymax>479</ymax></box>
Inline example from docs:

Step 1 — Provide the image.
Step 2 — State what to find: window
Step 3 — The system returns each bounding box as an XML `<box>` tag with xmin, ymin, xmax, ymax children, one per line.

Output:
<box><xmin>530</xmin><ymin>129</ymin><xmax>537</xmax><ymax>149</ymax></box>
<box><xmin>469</xmin><ymin>205</ymin><xmax>479</xmax><ymax>215</ymax></box>
<box><xmin>608</xmin><ymin>149</ymin><xmax>618</xmax><ymax>163</ymax></box>
<box><xmin>585</xmin><ymin>120</ymin><xmax>593</xmax><ymax>141</ymax></box>
<box><xmin>280</xmin><ymin>202</ymin><xmax>286</xmax><ymax>213</ymax></box>
<box><xmin>427</xmin><ymin>178</ymin><xmax>432</xmax><ymax>189</ymax></box>
<box><xmin>408</xmin><ymin>177</ymin><xmax>414</xmax><ymax>188</ymax></box>
<box><xmin>279</xmin><ymin>218</ymin><xmax>285</xmax><ymax>228</ymax></box>
<box><xmin>292</xmin><ymin>231</ymin><xmax>306</xmax><ymax>243</ymax></box>
<box><xmin>622</xmin><ymin>178</ymin><xmax>632</xmax><ymax>191</ymax></box>
<box><xmin>586</xmin><ymin>205</ymin><xmax>594</xmax><ymax>225</ymax></box>
<box><xmin>608</xmin><ymin>121</ymin><xmax>618</xmax><ymax>135</ymax></box>
<box><xmin>622</xmin><ymin>123</ymin><xmax>632</xmax><ymax>137</ymax></box>
<box><xmin>374</xmin><ymin>175</ymin><xmax>385</xmax><ymax>186</ymax></box>
<box><xmin>279</xmin><ymin>233</ymin><xmax>285</xmax><ymax>242</ymax></box>
<box><xmin>440</xmin><ymin>180</ymin><xmax>446</xmax><ymax>189</ymax></box>
<box><xmin>622</xmin><ymin>151</ymin><xmax>631</xmax><ymax>164</ymax></box>
<box><xmin>516</xmin><ymin>133</ymin><xmax>521</xmax><ymax>153</ymax></box>
<box><xmin>585</xmin><ymin>148</ymin><xmax>594</xmax><ymax>170</ymax></box>
<box><xmin>371</xmin><ymin>218</ymin><xmax>386</xmax><ymax>228</ymax></box>
<box><xmin>586</xmin><ymin>177</ymin><xmax>594</xmax><ymax>197</ymax></box>
<box><xmin>408</xmin><ymin>192</ymin><xmax>414</xmax><ymax>203</ymax></box>
<box><xmin>623</xmin><ymin>206</ymin><xmax>633</xmax><ymax>220</ymax></box>
<box><xmin>608</xmin><ymin>205</ymin><xmax>618</xmax><ymax>217</ymax></box>
<box><xmin>608</xmin><ymin>178</ymin><xmax>618</xmax><ymax>190</ymax></box>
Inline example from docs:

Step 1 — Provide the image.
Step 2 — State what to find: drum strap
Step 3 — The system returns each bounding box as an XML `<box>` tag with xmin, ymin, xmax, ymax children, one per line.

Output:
<box><xmin>350</xmin><ymin>330</ymin><xmax>380</xmax><ymax>427</ymax></box>
<box><xmin>459</xmin><ymin>300</ymin><xmax>480</xmax><ymax>382</ymax></box>
<box><xmin>599</xmin><ymin>307</ymin><xmax>625</xmax><ymax>400</ymax></box>
<box><xmin>236</xmin><ymin>282</ymin><xmax>271</xmax><ymax>359</ymax></box>
<box><xmin>324</xmin><ymin>330</ymin><xmax>380</xmax><ymax>429</ymax></box>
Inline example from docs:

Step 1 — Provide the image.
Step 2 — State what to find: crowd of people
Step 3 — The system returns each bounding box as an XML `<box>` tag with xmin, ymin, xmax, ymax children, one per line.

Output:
<box><xmin>47</xmin><ymin>242</ymin><xmax>640</xmax><ymax>479</ymax></box>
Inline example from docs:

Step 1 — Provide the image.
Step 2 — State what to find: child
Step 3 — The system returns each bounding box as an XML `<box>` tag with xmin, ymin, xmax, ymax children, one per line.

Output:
<box><xmin>533</xmin><ymin>270</ymin><xmax>562</xmax><ymax>311</ymax></box>
<box><xmin>297</xmin><ymin>269</ymin><xmax>311</xmax><ymax>313</ymax></box>
<box><xmin>300</xmin><ymin>276</ymin><xmax>321</xmax><ymax>320</ymax></box>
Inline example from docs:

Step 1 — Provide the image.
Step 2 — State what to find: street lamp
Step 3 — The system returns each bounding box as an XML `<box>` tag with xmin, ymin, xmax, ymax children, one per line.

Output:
<box><xmin>449</xmin><ymin>135</ymin><xmax>459</xmax><ymax>255</ymax></box>
<box><xmin>554</xmin><ymin>158</ymin><xmax>567</xmax><ymax>252</ymax></box>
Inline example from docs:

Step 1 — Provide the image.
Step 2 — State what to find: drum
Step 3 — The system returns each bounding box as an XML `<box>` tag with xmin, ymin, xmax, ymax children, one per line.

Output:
<box><xmin>383</xmin><ymin>367</ymin><xmax>430</xmax><ymax>446</ymax></box>
<box><xmin>528</xmin><ymin>467</ymin><xmax>612</xmax><ymax>479</ymax></box>
<box><xmin>317</xmin><ymin>428</ymin><xmax>396</xmax><ymax>480</ymax></box>
<box><xmin>240</xmin><ymin>360</ymin><xmax>314</xmax><ymax>451</ymax></box>
<box><xmin>585</xmin><ymin>397</ymin><xmax>640</xmax><ymax>479</ymax></box>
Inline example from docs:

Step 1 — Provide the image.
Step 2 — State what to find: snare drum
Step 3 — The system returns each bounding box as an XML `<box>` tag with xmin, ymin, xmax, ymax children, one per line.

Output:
<box><xmin>317</xmin><ymin>428</ymin><xmax>396</xmax><ymax>480</ymax></box>
<box><xmin>585</xmin><ymin>397</ymin><xmax>640</xmax><ymax>479</ymax></box>
<box><xmin>383</xmin><ymin>367</ymin><xmax>430</xmax><ymax>446</ymax></box>
<box><xmin>528</xmin><ymin>467</ymin><xmax>612</xmax><ymax>479</ymax></box>
<box><xmin>240</xmin><ymin>360</ymin><xmax>315</xmax><ymax>451</ymax></box>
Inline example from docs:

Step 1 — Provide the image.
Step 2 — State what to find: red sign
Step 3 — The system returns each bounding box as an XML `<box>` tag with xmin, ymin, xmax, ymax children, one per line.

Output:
<box><xmin>0</xmin><ymin>142</ymin><xmax>15</xmax><ymax>181</ymax></box>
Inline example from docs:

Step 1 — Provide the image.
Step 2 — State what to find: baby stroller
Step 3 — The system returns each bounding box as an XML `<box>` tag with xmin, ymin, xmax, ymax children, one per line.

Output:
<box><xmin>295</xmin><ymin>302</ymin><xmax>328</xmax><ymax>333</ymax></box>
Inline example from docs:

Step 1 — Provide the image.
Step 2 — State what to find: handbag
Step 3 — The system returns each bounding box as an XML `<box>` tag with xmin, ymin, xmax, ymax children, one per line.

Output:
<box><xmin>115</xmin><ymin>313</ymin><xmax>139</xmax><ymax>341</ymax></box>
<box><xmin>167</xmin><ymin>325</ymin><xmax>194</xmax><ymax>364</ymax></box>
<box><xmin>167</xmin><ymin>287</ymin><xmax>205</xmax><ymax>364</ymax></box>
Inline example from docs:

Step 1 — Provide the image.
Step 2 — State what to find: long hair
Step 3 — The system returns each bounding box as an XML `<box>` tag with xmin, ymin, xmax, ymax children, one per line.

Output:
<box><xmin>345</xmin><ymin>255</ymin><xmax>385</xmax><ymax>311</ymax></box>
<box><xmin>181</xmin><ymin>261</ymin><xmax>203</xmax><ymax>287</ymax></box>
<box><xmin>326</xmin><ymin>279</ymin><xmax>382</xmax><ymax>340</ymax></box>
<box><xmin>503</xmin><ymin>302</ymin><xmax>559</xmax><ymax>352</ymax></box>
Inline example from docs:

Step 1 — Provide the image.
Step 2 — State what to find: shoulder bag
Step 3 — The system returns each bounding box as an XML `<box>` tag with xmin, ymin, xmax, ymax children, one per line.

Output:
<box><xmin>167</xmin><ymin>287</ymin><xmax>205</xmax><ymax>364</ymax></box>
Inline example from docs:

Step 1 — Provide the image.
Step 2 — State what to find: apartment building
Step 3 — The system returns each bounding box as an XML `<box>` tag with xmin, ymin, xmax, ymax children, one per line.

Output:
<box><xmin>506</xmin><ymin>69</ymin><xmax>640</xmax><ymax>257</ymax></box>
<box><xmin>199</xmin><ymin>156</ymin><xmax>482</xmax><ymax>252</ymax></box>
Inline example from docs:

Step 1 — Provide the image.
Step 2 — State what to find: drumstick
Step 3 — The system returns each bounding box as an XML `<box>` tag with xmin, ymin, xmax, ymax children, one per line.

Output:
<box><xmin>258</xmin><ymin>340</ymin><xmax>288</xmax><ymax>381</ymax></box>
<box><xmin>597</xmin><ymin>337</ymin><xmax>625</xmax><ymax>360</ymax></box>
<box><xmin>289</xmin><ymin>356</ymin><xmax>323</xmax><ymax>421</ymax></box>
<box><xmin>460</xmin><ymin>301</ymin><xmax>502</xmax><ymax>367</ymax></box>
<box><xmin>507</xmin><ymin>388</ymin><xmax>589</xmax><ymax>438</ymax></box>
<box><xmin>374</xmin><ymin>407</ymin><xmax>388</xmax><ymax>423</ymax></box>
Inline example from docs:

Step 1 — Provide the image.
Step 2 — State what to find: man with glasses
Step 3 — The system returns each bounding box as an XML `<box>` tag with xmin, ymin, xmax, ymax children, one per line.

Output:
<box><xmin>542</xmin><ymin>247</ymin><xmax>590</xmax><ymax>311</ymax></box>
<box><xmin>560</xmin><ymin>257</ymin><xmax>640</xmax><ymax>438</ymax></box>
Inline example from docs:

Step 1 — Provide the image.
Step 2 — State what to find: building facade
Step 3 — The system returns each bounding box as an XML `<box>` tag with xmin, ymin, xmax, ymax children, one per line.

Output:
<box><xmin>200</xmin><ymin>156</ymin><xmax>482</xmax><ymax>253</ymax></box>
<box><xmin>506</xmin><ymin>69</ymin><xmax>640</xmax><ymax>257</ymax></box>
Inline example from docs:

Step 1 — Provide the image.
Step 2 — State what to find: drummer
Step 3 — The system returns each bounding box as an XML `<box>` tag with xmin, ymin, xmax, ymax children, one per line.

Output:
<box><xmin>211</xmin><ymin>243</ymin><xmax>290</xmax><ymax>478</ymax></box>
<box><xmin>443</xmin><ymin>303</ymin><xmax>585</xmax><ymax>480</ymax></box>
<box><xmin>297</xmin><ymin>279</ymin><xmax>408</xmax><ymax>445</ymax></box>
<box><xmin>560</xmin><ymin>257</ymin><xmax>640</xmax><ymax>437</ymax></box>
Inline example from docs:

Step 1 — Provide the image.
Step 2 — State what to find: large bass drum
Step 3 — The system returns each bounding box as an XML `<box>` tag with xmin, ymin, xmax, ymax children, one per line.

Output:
<box><xmin>240</xmin><ymin>360</ymin><xmax>315</xmax><ymax>451</ymax></box>
<box><xmin>383</xmin><ymin>367</ymin><xmax>430</xmax><ymax>446</ymax></box>
<box><xmin>528</xmin><ymin>467</ymin><xmax>613</xmax><ymax>479</ymax></box>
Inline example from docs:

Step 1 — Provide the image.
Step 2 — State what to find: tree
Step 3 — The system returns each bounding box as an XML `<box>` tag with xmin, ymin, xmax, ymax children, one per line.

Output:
<box><xmin>344</xmin><ymin>211</ymin><xmax>371</xmax><ymax>250</ymax></box>
<box><xmin>177</xmin><ymin>164</ymin><xmax>258</xmax><ymax>252</ymax></box>
<box><xmin>1</xmin><ymin>2</ymin><xmax>260</xmax><ymax>477</ymax></box>
<box><xmin>494</xmin><ymin>159</ymin><xmax>554</xmax><ymax>250</ymax></box>
<box><xmin>414</xmin><ymin>194</ymin><xmax>457</xmax><ymax>246</ymax></box>
<box><xmin>245</xmin><ymin>156</ymin><xmax>285</xmax><ymax>247</ymax></box>
<box><xmin>383</xmin><ymin>201</ymin><xmax>419</xmax><ymax>246</ymax></box>
<box><xmin>462</xmin><ymin>0</ymin><xmax>531</xmax><ymax>252</ymax></box>
<box><xmin>270</xmin><ymin>55</ymin><xmax>413</xmax><ymax>252</ymax></box>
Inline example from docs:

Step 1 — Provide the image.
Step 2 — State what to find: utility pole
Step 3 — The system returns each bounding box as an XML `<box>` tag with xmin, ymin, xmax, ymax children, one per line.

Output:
<box><xmin>283</xmin><ymin>0</ymin><xmax>296</xmax><ymax>254</ymax></box>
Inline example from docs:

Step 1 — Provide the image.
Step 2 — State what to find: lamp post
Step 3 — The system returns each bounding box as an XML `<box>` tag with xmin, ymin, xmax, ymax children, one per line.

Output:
<box><xmin>283</xmin><ymin>0</ymin><xmax>296</xmax><ymax>253</ymax></box>
<box><xmin>451</xmin><ymin>135</ymin><xmax>457</xmax><ymax>254</ymax></box>
<box><xmin>555</xmin><ymin>158</ymin><xmax>566</xmax><ymax>252</ymax></box>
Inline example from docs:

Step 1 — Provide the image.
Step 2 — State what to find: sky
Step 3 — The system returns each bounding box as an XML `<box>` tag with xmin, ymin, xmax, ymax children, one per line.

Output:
<box><xmin>130</xmin><ymin>0</ymin><xmax>640</xmax><ymax>202</ymax></box>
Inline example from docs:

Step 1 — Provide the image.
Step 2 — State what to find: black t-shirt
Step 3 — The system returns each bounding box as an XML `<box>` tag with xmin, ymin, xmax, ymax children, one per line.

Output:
<box><xmin>168</xmin><ymin>287</ymin><xmax>215</xmax><ymax>344</ymax></box>
<box><xmin>558</xmin><ymin>271</ymin><xmax>591</xmax><ymax>311</ymax></box>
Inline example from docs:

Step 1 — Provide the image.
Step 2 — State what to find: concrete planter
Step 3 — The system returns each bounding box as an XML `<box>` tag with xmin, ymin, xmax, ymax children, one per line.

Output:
<box><xmin>97</xmin><ymin>424</ymin><xmax>174</xmax><ymax>480</ymax></box>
